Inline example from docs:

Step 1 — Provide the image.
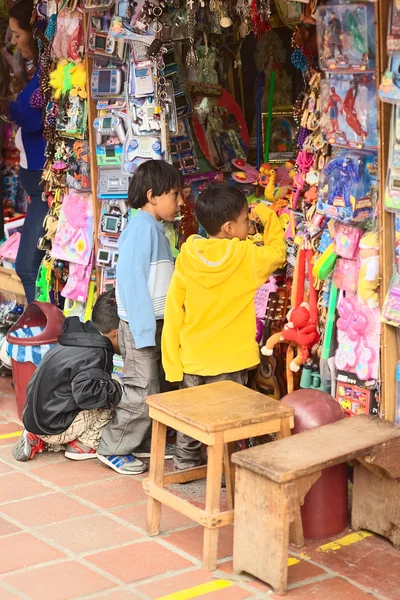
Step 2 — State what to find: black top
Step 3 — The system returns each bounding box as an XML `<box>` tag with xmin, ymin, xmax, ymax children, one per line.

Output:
<box><xmin>23</xmin><ymin>317</ymin><xmax>122</xmax><ymax>436</ymax></box>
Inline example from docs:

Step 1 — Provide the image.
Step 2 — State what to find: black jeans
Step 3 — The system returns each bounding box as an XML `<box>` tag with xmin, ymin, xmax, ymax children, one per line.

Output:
<box><xmin>15</xmin><ymin>168</ymin><xmax>47</xmax><ymax>304</ymax></box>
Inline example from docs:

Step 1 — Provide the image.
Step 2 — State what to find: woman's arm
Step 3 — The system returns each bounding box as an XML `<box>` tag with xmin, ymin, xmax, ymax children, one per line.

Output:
<box><xmin>9</xmin><ymin>73</ymin><xmax>44</xmax><ymax>133</ymax></box>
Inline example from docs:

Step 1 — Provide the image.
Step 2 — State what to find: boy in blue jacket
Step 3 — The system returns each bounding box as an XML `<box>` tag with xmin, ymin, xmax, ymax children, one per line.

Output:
<box><xmin>97</xmin><ymin>160</ymin><xmax>184</xmax><ymax>474</ymax></box>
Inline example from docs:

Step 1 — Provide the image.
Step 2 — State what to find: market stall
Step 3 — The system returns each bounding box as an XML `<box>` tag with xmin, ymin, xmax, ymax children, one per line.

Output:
<box><xmin>0</xmin><ymin>0</ymin><xmax>396</xmax><ymax>422</ymax></box>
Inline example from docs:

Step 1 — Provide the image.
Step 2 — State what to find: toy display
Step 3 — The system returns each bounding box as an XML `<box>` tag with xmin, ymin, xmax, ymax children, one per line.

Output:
<box><xmin>316</xmin><ymin>151</ymin><xmax>378</xmax><ymax>223</ymax></box>
<box><xmin>320</xmin><ymin>74</ymin><xmax>377</xmax><ymax>149</ymax></box>
<box><xmin>7</xmin><ymin>0</ymin><xmax>385</xmax><ymax>416</ymax></box>
<box><xmin>316</xmin><ymin>4</ymin><xmax>369</xmax><ymax>71</ymax></box>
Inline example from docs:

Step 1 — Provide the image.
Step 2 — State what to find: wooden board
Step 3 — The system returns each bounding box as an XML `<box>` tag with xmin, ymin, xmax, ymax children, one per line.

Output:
<box><xmin>232</xmin><ymin>415</ymin><xmax>400</xmax><ymax>483</ymax></box>
<box><xmin>376</xmin><ymin>0</ymin><xmax>397</xmax><ymax>423</ymax></box>
<box><xmin>146</xmin><ymin>381</ymin><xmax>294</xmax><ymax>432</ymax></box>
<box><xmin>352</xmin><ymin>462</ymin><xmax>400</xmax><ymax>549</ymax></box>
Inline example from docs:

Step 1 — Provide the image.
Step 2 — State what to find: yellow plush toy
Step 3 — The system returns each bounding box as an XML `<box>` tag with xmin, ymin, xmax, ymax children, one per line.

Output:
<box><xmin>70</xmin><ymin>62</ymin><xmax>87</xmax><ymax>99</ymax></box>
<box><xmin>49</xmin><ymin>59</ymin><xmax>68</xmax><ymax>99</ymax></box>
<box><xmin>358</xmin><ymin>231</ymin><xmax>379</xmax><ymax>307</ymax></box>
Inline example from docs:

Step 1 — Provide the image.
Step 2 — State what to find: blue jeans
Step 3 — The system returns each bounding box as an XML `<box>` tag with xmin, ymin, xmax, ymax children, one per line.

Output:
<box><xmin>15</xmin><ymin>168</ymin><xmax>48</xmax><ymax>304</ymax></box>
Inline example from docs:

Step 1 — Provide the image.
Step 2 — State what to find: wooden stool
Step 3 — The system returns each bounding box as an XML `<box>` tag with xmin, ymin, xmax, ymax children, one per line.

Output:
<box><xmin>232</xmin><ymin>415</ymin><xmax>400</xmax><ymax>595</ymax></box>
<box><xmin>143</xmin><ymin>381</ymin><xmax>294</xmax><ymax>571</ymax></box>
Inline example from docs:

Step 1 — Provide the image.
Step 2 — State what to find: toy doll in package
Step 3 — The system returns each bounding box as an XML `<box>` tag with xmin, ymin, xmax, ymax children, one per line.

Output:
<box><xmin>320</xmin><ymin>74</ymin><xmax>377</xmax><ymax>149</ymax></box>
<box><xmin>321</xmin><ymin>74</ymin><xmax>377</xmax><ymax>150</ymax></box>
<box><xmin>316</xmin><ymin>4</ymin><xmax>369</xmax><ymax>71</ymax></box>
<box><xmin>316</xmin><ymin>151</ymin><xmax>378</xmax><ymax>223</ymax></box>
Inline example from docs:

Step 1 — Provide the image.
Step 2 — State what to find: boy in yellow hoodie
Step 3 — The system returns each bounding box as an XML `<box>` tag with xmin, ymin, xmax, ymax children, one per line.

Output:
<box><xmin>162</xmin><ymin>184</ymin><xmax>286</xmax><ymax>469</ymax></box>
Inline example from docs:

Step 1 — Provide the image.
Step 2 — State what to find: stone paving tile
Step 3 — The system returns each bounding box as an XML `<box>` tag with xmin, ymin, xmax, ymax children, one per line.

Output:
<box><xmin>0</xmin><ymin>422</ymin><xmax>22</xmax><ymax>445</ymax></box>
<box><xmin>0</xmin><ymin>584</ymin><xmax>22</xmax><ymax>600</ymax></box>
<box><xmin>70</xmin><ymin>476</ymin><xmax>147</xmax><ymax>508</ymax></box>
<box><xmin>114</xmin><ymin>501</ymin><xmax>195</xmax><ymax>533</ymax></box>
<box><xmin>217</xmin><ymin>558</ymin><xmax>328</xmax><ymax>592</ymax></box>
<box><xmin>3</xmin><ymin>561</ymin><xmax>116</xmax><ymax>600</ymax></box>
<box><xmin>137</xmin><ymin>569</ymin><xmax>252</xmax><ymax>599</ymax></box>
<box><xmin>0</xmin><ymin>491</ymin><xmax>94</xmax><ymax>527</ymax></box>
<box><xmin>86</xmin><ymin>539</ymin><xmax>195</xmax><ymax>583</ymax></box>
<box><xmin>30</xmin><ymin>458</ymin><xmax>117</xmax><ymax>487</ymax></box>
<box><xmin>269</xmin><ymin>576</ymin><xmax>383</xmax><ymax>599</ymax></box>
<box><xmin>0</xmin><ymin>472</ymin><xmax>53</xmax><ymax>503</ymax></box>
<box><xmin>0</xmin><ymin>532</ymin><xmax>65</xmax><ymax>573</ymax></box>
<box><xmin>163</xmin><ymin>524</ymin><xmax>234</xmax><ymax>561</ymax></box>
<box><xmin>38</xmin><ymin>514</ymin><xmax>144</xmax><ymax>554</ymax></box>
<box><xmin>0</xmin><ymin>515</ymin><xmax>21</xmax><ymax>536</ymax></box>
<box><xmin>90</xmin><ymin>591</ymin><xmax>145</xmax><ymax>599</ymax></box>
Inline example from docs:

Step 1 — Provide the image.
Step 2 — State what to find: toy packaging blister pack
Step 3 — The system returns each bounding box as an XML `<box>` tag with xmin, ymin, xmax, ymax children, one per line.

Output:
<box><xmin>384</xmin><ymin>106</ymin><xmax>400</xmax><ymax>211</ymax></box>
<box><xmin>316</xmin><ymin>4</ymin><xmax>369</xmax><ymax>71</ymax></box>
<box><xmin>320</xmin><ymin>74</ymin><xmax>377</xmax><ymax>149</ymax></box>
<box><xmin>316</xmin><ymin>151</ymin><xmax>378</xmax><ymax>223</ymax></box>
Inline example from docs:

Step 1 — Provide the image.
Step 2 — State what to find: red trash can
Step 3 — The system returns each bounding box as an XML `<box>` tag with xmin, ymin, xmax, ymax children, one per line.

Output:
<box><xmin>6</xmin><ymin>302</ymin><xmax>65</xmax><ymax>420</ymax></box>
<box><xmin>281</xmin><ymin>388</ymin><xmax>348</xmax><ymax>539</ymax></box>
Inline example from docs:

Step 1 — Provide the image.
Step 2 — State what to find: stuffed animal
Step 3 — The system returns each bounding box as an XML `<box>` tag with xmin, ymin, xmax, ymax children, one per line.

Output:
<box><xmin>261</xmin><ymin>302</ymin><xmax>320</xmax><ymax>371</ymax></box>
<box><xmin>358</xmin><ymin>231</ymin><xmax>379</xmax><ymax>307</ymax></box>
<box><xmin>70</xmin><ymin>62</ymin><xmax>87</xmax><ymax>99</ymax></box>
<box><xmin>49</xmin><ymin>59</ymin><xmax>69</xmax><ymax>99</ymax></box>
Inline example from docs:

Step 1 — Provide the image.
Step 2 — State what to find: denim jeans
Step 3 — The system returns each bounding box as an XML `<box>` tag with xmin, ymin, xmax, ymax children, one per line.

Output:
<box><xmin>15</xmin><ymin>168</ymin><xmax>47</xmax><ymax>303</ymax></box>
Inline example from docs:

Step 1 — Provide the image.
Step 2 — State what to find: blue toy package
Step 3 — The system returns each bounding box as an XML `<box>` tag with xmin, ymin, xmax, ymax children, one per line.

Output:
<box><xmin>320</xmin><ymin>74</ymin><xmax>377</xmax><ymax>150</ymax></box>
<box><xmin>316</xmin><ymin>4</ymin><xmax>370</xmax><ymax>71</ymax></box>
<box><xmin>379</xmin><ymin>56</ymin><xmax>400</xmax><ymax>104</ymax></box>
<box><xmin>316</xmin><ymin>151</ymin><xmax>378</xmax><ymax>223</ymax></box>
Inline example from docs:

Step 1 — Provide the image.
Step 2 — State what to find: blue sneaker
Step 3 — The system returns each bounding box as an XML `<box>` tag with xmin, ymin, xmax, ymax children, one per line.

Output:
<box><xmin>135</xmin><ymin>442</ymin><xmax>175</xmax><ymax>460</ymax></box>
<box><xmin>97</xmin><ymin>453</ymin><xmax>147</xmax><ymax>475</ymax></box>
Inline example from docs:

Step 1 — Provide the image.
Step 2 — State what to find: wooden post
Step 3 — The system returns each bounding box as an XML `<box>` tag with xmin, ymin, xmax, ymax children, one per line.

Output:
<box><xmin>376</xmin><ymin>0</ymin><xmax>397</xmax><ymax>422</ymax></box>
<box><xmin>83</xmin><ymin>14</ymin><xmax>102</xmax><ymax>293</ymax></box>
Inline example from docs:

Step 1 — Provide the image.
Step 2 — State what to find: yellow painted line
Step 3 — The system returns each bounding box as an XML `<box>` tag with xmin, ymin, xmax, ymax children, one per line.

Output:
<box><xmin>299</xmin><ymin>552</ymin><xmax>311</xmax><ymax>560</ymax></box>
<box><xmin>155</xmin><ymin>580</ymin><xmax>233</xmax><ymax>600</ymax></box>
<box><xmin>0</xmin><ymin>430</ymin><xmax>22</xmax><ymax>440</ymax></box>
<box><xmin>288</xmin><ymin>557</ymin><xmax>300</xmax><ymax>566</ymax></box>
<box><xmin>318</xmin><ymin>531</ymin><xmax>373</xmax><ymax>553</ymax></box>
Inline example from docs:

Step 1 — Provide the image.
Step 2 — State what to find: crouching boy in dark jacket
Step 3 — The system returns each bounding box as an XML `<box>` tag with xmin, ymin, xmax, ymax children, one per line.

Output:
<box><xmin>13</xmin><ymin>290</ymin><xmax>122</xmax><ymax>462</ymax></box>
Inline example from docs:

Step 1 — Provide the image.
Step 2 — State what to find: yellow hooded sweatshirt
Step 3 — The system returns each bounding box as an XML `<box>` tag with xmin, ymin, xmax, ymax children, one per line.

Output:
<box><xmin>162</xmin><ymin>204</ymin><xmax>286</xmax><ymax>382</ymax></box>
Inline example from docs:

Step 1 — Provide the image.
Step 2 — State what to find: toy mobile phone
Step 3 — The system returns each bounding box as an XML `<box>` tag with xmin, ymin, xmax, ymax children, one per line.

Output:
<box><xmin>91</xmin><ymin>68</ymin><xmax>123</xmax><ymax>97</ymax></box>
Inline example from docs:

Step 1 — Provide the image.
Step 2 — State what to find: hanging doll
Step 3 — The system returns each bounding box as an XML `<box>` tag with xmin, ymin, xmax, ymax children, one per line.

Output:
<box><xmin>261</xmin><ymin>240</ymin><xmax>320</xmax><ymax>371</ymax></box>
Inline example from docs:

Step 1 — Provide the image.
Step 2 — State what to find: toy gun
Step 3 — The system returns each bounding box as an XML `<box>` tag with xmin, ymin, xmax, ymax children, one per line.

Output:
<box><xmin>35</xmin><ymin>260</ymin><xmax>52</xmax><ymax>303</ymax></box>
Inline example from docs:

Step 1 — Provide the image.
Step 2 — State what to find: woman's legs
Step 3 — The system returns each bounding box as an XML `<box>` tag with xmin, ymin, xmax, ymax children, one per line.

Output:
<box><xmin>15</xmin><ymin>168</ymin><xmax>47</xmax><ymax>303</ymax></box>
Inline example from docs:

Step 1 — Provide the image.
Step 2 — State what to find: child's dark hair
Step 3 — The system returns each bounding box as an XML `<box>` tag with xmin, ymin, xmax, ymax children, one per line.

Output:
<box><xmin>195</xmin><ymin>184</ymin><xmax>247</xmax><ymax>236</ymax></box>
<box><xmin>127</xmin><ymin>160</ymin><xmax>183</xmax><ymax>209</ymax></box>
<box><xmin>92</xmin><ymin>289</ymin><xmax>120</xmax><ymax>334</ymax></box>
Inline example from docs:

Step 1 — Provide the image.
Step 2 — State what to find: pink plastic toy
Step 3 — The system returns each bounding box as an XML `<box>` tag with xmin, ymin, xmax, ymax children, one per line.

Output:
<box><xmin>333</xmin><ymin>222</ymin><xmax>362</xmax><ymax>259</ymax></box>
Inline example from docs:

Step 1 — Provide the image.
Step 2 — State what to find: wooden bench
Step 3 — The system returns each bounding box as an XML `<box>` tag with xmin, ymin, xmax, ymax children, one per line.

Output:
<box><xmin>232</xmin><ymin>415</ymin><xmax>400</xmax><ymax>595</ymax></box>
<box><xmin>142</xmin><ymin>381</ymin><xmax>294</xmax><ymax>571</ymax></box>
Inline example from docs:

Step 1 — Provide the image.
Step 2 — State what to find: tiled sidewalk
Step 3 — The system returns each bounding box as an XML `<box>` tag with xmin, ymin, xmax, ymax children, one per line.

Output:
<box><xmin>0</xmin><ymin>377</ymin><xmax>400</xmax><ymax>600</ymax></box>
